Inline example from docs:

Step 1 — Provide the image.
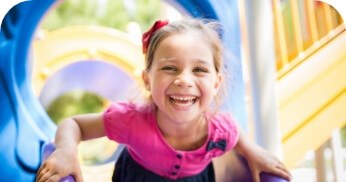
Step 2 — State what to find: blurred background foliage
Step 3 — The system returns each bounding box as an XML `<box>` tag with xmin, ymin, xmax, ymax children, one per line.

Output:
<box><xmin>41</xmin><ymin>0</ymin><xmax>160</xmax><ymax>31</ymax></box>
<box><xmin>47</xmin><ymin>91</ymin><xmax>105</xmax><ymax>124</ymax></box>
<box><xmin>341</xmin><ymin>128</ymin><xmax>346</xmax><ymax>147</ymax></box>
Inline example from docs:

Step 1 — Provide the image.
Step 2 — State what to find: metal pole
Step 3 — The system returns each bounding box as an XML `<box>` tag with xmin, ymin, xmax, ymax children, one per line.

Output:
<box><xmin>238</xmin><ymin>0</ymin><xmax>282</xmax><ymax>156</ymax></box>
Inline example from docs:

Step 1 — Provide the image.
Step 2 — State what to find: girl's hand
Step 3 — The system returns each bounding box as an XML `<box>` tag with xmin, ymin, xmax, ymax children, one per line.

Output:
<box><xmin>36</xmin><ymin>147</ymin><xmax>83</xmax><ymax>182</ymax></box>
<box><xmin>246</xmin><ymin>146</ymin><xmax>292</xmax><ymax>182</ymax></box>
<box><xmin>35</xmin><ymin>112</ymin><xmax>105</xmax><ymax>182</ymax></box>
<box><xmin>234</xmin><ymin>130</ymin><xmax>292</xmax><ymax>182</ymax></box>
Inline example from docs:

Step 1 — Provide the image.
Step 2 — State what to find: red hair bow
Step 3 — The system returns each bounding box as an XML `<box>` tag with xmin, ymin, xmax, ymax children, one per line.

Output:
<box><xmin>142</xmin><ymin>20</ymin><xmax>169</xmax><ymax>54</ymax></box>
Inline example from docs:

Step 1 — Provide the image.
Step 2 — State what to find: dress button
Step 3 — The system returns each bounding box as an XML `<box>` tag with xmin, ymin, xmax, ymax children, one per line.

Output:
<box><xmin>174</xmin><ymin>165</ymin><xmax>180</xmax><ymax>169</ymax></box>
<box><xmin>176</xmin><ymin>154</ymin><xmax>182</xmax><ymax>159</ymax></box>
<box><xmin>171</xmin><ymin>172</ymin><xmax>177</xmax><ymax>175</ymax></box>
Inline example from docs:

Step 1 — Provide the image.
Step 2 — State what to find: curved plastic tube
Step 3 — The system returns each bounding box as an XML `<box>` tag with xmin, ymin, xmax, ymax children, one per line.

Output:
<box><xmin>261</xmin><ymin>172</ymin><xmax>289</xmax><ymax>182</ymax></box>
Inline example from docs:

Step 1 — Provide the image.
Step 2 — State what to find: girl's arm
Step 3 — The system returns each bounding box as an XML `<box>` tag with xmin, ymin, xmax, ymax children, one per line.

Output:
<box><xmin>234</xmin><ymin>129</ymin><xmax>292</xmax><ymax>182</ymax></box>
<box><xmin>36</xmin><ymin>113</ymin><xmax>105</xmax><ymax>182</ymax></box>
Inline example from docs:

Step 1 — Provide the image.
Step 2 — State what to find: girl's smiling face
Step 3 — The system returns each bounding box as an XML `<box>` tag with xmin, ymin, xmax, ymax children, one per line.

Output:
<box><xmin>142</xmin><ymin>32</ymin><xmax>221</xmax><ymax>125</ymax></box>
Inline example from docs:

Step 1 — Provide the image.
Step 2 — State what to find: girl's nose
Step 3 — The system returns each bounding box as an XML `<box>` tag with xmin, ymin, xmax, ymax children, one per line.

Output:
<box><xmin>174</xmin><ymin>72</ymin><xmax>193</xmax><ymax>88</ymax></box>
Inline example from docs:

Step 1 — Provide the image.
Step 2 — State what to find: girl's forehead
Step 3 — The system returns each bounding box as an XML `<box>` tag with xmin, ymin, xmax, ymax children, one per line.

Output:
<box><xmin>159</xmin><ymin>32</ymin><xmax>211</xmax><ymax>50</ymax></box>
<box><xmin>156</xmin><ymin>34</ymin><xmax>212</xmax><ymax>57</ymax></box>
<box><xmin>167</xmin><ymin>31</ymin><xmax>204</xmax><ymax>40</ymax></box>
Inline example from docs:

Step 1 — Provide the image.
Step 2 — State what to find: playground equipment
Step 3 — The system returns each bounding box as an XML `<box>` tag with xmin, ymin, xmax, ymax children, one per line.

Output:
<box><xmin>0</xmin><ymin>0</ymin><xmax>246</xmax><ymax>181</ymax></box>
<box><xmin>3</xmin><ymin>0</ymin><xmax>344</xmax><ymax>181</ymax></box>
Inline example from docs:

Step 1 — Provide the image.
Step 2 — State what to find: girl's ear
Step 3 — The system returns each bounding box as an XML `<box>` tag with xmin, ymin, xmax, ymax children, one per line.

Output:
<box><xmin>142</xmin><ymin>71</ymin><xmax>150</xmax><ymax>91</ymax></box>
<box><xmin>214</xmin><ymin>74</ymin><xmax>222</xmax><ymax>95</ymax></box>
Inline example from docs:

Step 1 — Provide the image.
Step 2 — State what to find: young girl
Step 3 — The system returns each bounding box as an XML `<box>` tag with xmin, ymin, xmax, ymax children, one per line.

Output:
<box><xmin>36</xmin><ymin>18</ymin><xmax>291</xmax><ymax>182</ymax></box>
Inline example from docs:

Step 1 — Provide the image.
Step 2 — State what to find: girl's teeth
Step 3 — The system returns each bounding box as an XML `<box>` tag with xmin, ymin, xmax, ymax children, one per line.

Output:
<box><xmin>170</xmin><ymin>96</ymin><xmax>196</xmax><ymax>101</ymax></box>
<box><xmin>169</xmin><ymin>95</ymin><xmax>198</xmax><ymax>107</ymax></box>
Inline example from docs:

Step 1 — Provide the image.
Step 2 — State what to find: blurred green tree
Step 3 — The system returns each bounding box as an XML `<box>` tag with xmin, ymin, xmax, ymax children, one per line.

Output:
<box><xmin>47</xmin><ymin>91</ymin><xmax>105</xmax><ymax>124</ymax></box>
<box><xmin>41</xmin><ymin>0</ymin><xmax>160</xmax><ymax>31</ymax></box>
<box><xmin>341</xmin><ymin>126</ymin><xmax>346</xmax><ymax>147</ymax></box>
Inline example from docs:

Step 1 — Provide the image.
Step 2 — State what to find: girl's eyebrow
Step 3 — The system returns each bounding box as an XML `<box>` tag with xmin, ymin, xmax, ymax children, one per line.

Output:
<box><xmin>195</xmin><ymin>59</ymin><xmax>213</xmax><ymax>66</ymax></box>
<box><xmin>157</xmin><ymin>58</ymin><xmax>176</xmax><ymax>65</ymax></box>
<box><xmin>157</xmin><ymin>58</ymin><xmax>212</xmax><ymax>66</ymax></box>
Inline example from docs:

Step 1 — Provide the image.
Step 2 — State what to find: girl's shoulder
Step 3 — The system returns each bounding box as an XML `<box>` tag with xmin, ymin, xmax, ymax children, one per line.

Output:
<box><xmin>103</xmin><ymin>101</ymin><xmax>156</xmax><ymax>143</ymax></box>
<box><xmin>207</xmin><ymin>112</ymin><xmax>236</xmax><ymax>124</ymax></box>
<box><xmin>106</xmin><ymin>101</ymin><xmax>154</xmax><ymax>114</ymax></box>
<box><xmin>206</xmin><ymin>112</ymin><xmax>240</xmax><ymax>152</ymax></box>
<box><xmin>207</xmin><ymin>112</ymin><xmax>238</xmax><ymax>133</ymax></box>
<box><xmin>104</xmin><ymin>101</ymin><xmax>155</xmax><ymax>123</ymax></box>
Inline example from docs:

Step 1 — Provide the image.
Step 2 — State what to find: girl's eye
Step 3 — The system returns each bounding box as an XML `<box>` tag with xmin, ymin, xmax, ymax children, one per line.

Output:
<box><xmin>193</xmin><ymin>67</ymin><xmax>208</xmax><ymax>73</ymax></box>
<box><xmin>161</xmin><ymin>66</ymin><xmax>177</xmax><ymax>71</ymax></box>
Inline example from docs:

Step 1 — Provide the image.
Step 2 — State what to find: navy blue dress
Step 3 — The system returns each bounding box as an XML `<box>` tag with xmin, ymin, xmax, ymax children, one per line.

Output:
<box><xmin>112</xmin><ymin>148</ymin><xmax>215</xmax><ymax>182</ymax></box>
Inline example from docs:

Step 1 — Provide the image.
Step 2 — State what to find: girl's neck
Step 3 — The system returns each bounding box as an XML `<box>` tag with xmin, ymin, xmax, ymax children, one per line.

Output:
<box><xmin>156</xmin><ymin>111</ymin><xmax>208</xmax><ymax>151</ymax></box>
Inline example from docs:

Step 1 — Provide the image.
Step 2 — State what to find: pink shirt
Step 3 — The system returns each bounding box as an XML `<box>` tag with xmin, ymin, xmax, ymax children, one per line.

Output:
<box><xmin>103</xmin><ymin>102</ymin><xmax>239</xmax><ymax>180</ymax></box>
